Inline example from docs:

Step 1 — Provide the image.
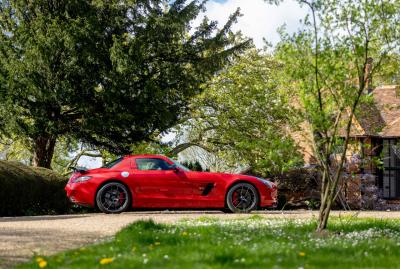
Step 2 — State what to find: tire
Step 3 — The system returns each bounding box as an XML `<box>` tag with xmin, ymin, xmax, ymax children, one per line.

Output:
<box><xmin>226</xmin><ymin>182</ymin><xmax>259</xmax><ymax>213</ymax></box>
<box><xmin>96</xmin><ymin>182</ymin><xmax>131</xmax><ymax>214</ymax></box>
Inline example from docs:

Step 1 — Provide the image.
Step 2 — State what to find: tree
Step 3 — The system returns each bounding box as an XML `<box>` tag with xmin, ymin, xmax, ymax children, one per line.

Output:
<box><xmin>274</xmin><ymin>0</ymin><xmax>400</xmax><ymax>231</ymax></box>
<box><xmin>175</xmin><ymin>50</ymin><xmax>303</xmax><ymax>175</ymax></box>
<box><xmin>0</xmin><ymin>0</ymin><xmax>250</xmax><ymax>168</ymax></box>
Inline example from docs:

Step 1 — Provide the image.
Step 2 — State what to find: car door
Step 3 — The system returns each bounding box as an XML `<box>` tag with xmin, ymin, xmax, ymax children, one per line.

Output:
<box><xmin>183</xmin><ymin>171</ymin><xmax>223</xmax><ymax>208</ymax></box>
<box><xmin>129</xmin><ymin>157</ymin><xmax>192</xmax><ymax>208</ymax></box>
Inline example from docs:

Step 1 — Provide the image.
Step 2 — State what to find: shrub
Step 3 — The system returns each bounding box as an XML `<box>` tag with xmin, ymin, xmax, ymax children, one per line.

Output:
<box><xmin>271</xmin><ymin>167</ymin><xmax>320</xmax><ymax>192</ymax></box>
<box><xmin>0</xmin><ymin>161</ymin><xmax>70</xmax><ymax>216</ymax></box>
<box><xmin>270</xmin><ymin>168</ymin><xmax>321</xmax><ymax>209</ymax></box>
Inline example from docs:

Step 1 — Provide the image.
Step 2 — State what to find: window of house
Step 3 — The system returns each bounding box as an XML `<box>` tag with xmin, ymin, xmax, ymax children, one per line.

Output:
<box><xmin>382</xmin><ymin>139</ymin><xmax>400</xmax><ymax>198</ymax></box>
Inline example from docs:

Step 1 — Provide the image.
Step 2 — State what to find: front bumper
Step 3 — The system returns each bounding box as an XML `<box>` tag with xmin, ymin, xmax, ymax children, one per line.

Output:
<box><xmin>258</xmin><ymin>184</ymin><xmax>278</xmax><ymax>208</ymax></box>
<box><xmin>65</xmin><ymin>183</ymin><xmax>96</xmax><ymax>207</ymax></box>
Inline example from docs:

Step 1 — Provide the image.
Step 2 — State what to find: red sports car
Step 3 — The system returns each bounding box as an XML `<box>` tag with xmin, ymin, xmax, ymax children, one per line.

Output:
<box><xmin>65</xmin><ymin>154</ymin><xmax>277</xmax><ymax>213</ymax></box>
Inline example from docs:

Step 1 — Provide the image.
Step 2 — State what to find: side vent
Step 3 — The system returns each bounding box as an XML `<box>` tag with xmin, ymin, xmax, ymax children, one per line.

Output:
<box><xmin>201</xmin><ymin>183</ymin><xmax>214</xmax><ymax>196</ymax></box>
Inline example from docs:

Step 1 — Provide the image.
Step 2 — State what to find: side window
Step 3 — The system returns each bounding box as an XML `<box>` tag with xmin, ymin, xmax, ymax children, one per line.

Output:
<box><xmin>135</xmin><ymin>158</ymin><xmax>171</xmax><ymax>171</ymax></box>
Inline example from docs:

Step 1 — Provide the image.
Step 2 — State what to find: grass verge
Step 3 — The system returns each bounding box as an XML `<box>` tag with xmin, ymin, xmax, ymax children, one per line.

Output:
<box><xmin>16</xmin><ymin>216</ymin><xmax>400</xmax><ymax>269</ymax></box>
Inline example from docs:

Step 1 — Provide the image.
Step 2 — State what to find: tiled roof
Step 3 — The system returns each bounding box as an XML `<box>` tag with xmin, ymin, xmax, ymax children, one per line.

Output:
<box><xmin>351</xmin><ymin>85</ymin><xmax>400</xmax><ymax>137</ymax></box>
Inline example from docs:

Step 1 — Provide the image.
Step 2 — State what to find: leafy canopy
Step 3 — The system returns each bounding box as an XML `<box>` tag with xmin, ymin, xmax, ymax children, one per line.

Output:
<box><xmin>178</xmin><ymin>50</ymin><xmax>303</xmax><ymax>175</ymax></box>
<box><xmin>0</xmin><ymin>0</ymin><xmax>250</xmax><ymax>164</ymax></box>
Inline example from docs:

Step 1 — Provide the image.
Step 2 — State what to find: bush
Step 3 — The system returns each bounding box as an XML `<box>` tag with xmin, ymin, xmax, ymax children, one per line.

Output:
<box><xmin>0</xmin><ymin>161</ymin><xmax>70</xmax><ymax>216</ymax></box>
<box><xmin>271</xmin><ymin>168</ymin><xmax>320</xmax><ymax>192</ymax></box>
<box><xmin>270</xmin><ymin>168</ymin><xmax>321</xmax><ymax>209</ymax></box>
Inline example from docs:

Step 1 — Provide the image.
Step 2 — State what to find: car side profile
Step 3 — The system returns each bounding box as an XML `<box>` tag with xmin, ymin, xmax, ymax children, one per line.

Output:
<box><xmin>65</xmin><ymin>154</ymin><xmax>277</xmax><ymax>213</ymax></box>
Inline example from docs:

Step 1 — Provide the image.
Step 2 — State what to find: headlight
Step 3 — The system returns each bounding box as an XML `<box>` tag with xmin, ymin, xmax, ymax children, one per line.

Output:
<box><xmin>72</xmin><ymin>176</ymin><xmax>92</xmax><ymax>183</ymax></box>
<box><xmin>255</xmin><ymin>177</ymin><xmax>273</xmax><ymax>188</ymax></box>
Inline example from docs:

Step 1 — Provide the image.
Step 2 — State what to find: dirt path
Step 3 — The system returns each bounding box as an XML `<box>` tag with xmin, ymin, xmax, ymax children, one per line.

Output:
<box><xmin>1</xmin><ymin>210</ymin><xmax>400</xmax><ymax>268</ymax></box>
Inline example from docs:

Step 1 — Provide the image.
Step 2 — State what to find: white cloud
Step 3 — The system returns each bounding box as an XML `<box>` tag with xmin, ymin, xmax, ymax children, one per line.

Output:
<box><xmin>195</xmin><ymin>0</ymin><xmax>309</xmax><ymax>48</ymax></box>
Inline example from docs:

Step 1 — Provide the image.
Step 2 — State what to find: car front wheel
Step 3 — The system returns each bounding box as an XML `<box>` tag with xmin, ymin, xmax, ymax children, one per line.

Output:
<box><xmin>96</xmin><ymin>182</ymin><xmax>131</xmax><ymax>214</ymax></box>
<box><xmin>226</xmin><ymin>182</ymin><xmax>259</xmax><ymax>213</ymax></box>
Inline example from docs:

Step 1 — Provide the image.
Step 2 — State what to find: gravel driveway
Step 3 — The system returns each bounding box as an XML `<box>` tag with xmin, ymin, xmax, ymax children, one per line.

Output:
<box><xmin>1</xmin><ymin>210</ymin><xmax>400</xmax><ymax>268</ymax></box>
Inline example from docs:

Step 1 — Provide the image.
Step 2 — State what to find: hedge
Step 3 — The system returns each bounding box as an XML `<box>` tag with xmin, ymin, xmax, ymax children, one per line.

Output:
<box><xmin>0</xmin><ymin>161</ymin><xmax>70</xmax><ymax>216</ymax></box>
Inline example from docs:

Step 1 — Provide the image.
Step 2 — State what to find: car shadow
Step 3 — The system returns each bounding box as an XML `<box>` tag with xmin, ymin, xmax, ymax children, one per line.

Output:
<box><xmin>0</xmin><ymin>214</ymin><xmax>90</xmax><ymax>222</ymax></box>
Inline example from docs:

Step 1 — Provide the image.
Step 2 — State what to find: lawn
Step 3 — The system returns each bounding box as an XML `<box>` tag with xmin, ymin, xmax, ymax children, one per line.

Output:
<box><xmin>17</xmin><ymin>215</ymin><xmax>400</xmax><ymax>269</ymax></box>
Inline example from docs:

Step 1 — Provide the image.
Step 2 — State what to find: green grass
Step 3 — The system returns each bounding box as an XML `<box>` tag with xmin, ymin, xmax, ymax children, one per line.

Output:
<box><xmin>17</xmin><ymin>216</ymin><xmax>400</xmax><ymax>269</ymax></box>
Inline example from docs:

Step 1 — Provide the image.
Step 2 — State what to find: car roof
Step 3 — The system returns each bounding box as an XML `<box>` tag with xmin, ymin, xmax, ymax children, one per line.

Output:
<box><xmin>126</xmin><ymin>154</ymin><xmax>168</xmax><ymax>159</ymax></box>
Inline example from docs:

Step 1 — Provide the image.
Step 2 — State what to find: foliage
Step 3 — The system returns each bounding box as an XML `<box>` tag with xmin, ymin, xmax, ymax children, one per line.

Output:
<box><xmin>51</xmin><ymin>137</ymin><xmax>81</xmax><ymax>173</ymax></box>
<box><xmin>271</xmin><ymin>167</ymin><xmax>319</xmax><ymax>192</ymax></box>
<box><xmin>0</xmin><ymin>0</ymin><xmax>250</xmax><ymax>168</ymax></box>
<box><xmin>0</xmin><ymin>137</ymin><xmax>32</xmax><ymax>164</ymax></box>
<box><xmin>0</xmin><ymin>160</ymin><xmax>69</xmax><ymax>216</ymax></box>
<box><xmin>17</xmin><ymin>217</ymin><xmax>400</xmax><ymax>269</ymax></box>
<box><xmin>271</xmin><ymin>167</ymin><xmax>321</xmax><ymax>209</ymax></box>
<box><xmin>274</xmin><ymin>0</ymin><xmax>400</xmax><ymax>231</ymax></box>
<box><xmin>177</xmin><ymin>50</ymin><xmax>303</xmax><ymax>175</ymax></box>
<box><xmin>130</xmin><ymin>141</ymin><xmax>174</xmax><ymax>157</ymax></box>
<box><xmin>0</xmin><ymin>136</ymin><xmax>101</xmax><ymax>175</ymax></box>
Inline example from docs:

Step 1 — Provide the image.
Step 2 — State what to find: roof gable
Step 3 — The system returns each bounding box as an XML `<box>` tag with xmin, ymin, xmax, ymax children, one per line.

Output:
<box><xmin>348</xmin><ymin>85</ymin><xmax>400</xmax><ymax>137</ymax></box>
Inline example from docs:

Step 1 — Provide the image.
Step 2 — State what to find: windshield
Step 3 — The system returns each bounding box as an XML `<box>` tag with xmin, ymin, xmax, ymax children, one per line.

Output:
<box><xmin>102</xmin><ymin>157</ymin><xmax>123</xmax><ymax>168</ymax></box>
<box><xmin>169</xmin><ymin>159</ymin><xmax>191</xmax><ymax>171</ymax></box>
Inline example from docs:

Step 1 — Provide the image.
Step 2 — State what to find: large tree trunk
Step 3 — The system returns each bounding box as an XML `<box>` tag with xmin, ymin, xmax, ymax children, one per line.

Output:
<box><xmin>32</xmin><ymin>135</ymin><xmax>57</xmax><ymax>169</ymax></box>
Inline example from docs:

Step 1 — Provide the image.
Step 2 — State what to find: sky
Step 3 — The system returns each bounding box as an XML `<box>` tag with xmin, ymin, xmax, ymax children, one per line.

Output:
<box><xmin>194</xmin><ymin>0</ymin><xmax>308</xmax><ymax>48</ymax></box>
<box><xmin>79</xmin><ymin>0</ymin><xmax>308</xmax><ymax>168</ymax></box>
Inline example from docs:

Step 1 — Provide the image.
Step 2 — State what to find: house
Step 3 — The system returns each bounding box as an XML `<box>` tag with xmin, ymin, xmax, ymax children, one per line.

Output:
<box><xmin>351</xmin><ymin>86</ymin><xmax>400</xmax><ymax>198</ymax></box>
<box><xmin>296</xmin><ymin>85</ymin><xmax>400</xmax><ymax>209</ymax></box>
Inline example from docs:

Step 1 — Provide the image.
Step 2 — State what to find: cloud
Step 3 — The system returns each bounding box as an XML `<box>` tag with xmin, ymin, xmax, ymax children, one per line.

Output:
<box><xmin>195</xmin><ymin>0</ymin><xmax>309</xmax><ymax>48</ymax></box>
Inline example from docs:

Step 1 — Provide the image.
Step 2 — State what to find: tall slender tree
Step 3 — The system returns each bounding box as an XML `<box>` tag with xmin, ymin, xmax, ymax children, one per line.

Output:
<box><xmin>273</xmin><ymin>0</ymin><xmax>400</xmax><ymax>231</ymax></box>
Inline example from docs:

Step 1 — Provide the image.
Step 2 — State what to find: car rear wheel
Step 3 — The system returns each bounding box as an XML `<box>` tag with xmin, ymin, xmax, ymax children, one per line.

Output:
<box><xmin>226</xmin><ymin>183</ymin><xmax>258</xmax><ymax>213</ymax></box>
<box><xmin>96</xmin><ymin>182</ymin><xmax>131</xmax><ymax>214</ymax></box>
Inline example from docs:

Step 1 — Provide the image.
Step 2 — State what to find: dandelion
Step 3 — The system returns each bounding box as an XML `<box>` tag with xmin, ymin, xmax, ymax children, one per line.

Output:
<box><xmin>181</xmin><ymin>231</ymin><xmax>188</xmax><ymax>236</ymax></box>
<box><xmin>38</xmin><ymin>260</ymin><xmax>47</xmax><ymax>268</ymax></box>
<box><xmin>36</xmin><ymin>257</ymin><xmax>47</xmax><ymax>268</ymax></box>
<box><xmin>99</xmin><ymin>257</ymin><xmax>114</xmax><ymax>265</ymax></box>
<box><xmin>155</xmin><ymin>242</ymin><xmax>161</xmax><ymax>245</ymax></box>
<box><xmin>299</xmin><ymin>252</ymin><xmax>306</xmax><ymax>257</ymax></box>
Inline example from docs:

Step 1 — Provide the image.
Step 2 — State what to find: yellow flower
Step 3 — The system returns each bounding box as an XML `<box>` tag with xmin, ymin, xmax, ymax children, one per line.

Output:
<box><xmin>99</xmin><ymin>257</ymin><xmax>114</xmax><ymax>265</ymax></box>
<box><xmin>299</xmin><ymin>252</ymin><xmax>306</xmax><ymax>257</ymax></box>
<box><xmin>154</xmin><ymin>242</ymin><xmax>161</xmax><ymax>246</ymax></box>
<box><xmin>181</xmin><ymin>231</ymin><xmax>188</xmax><ymax>236</ymax></box>
<box><xmin>38</xmin><ymin>260</ymin><xmax>47</xmax><ymax>268</ymax></box>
